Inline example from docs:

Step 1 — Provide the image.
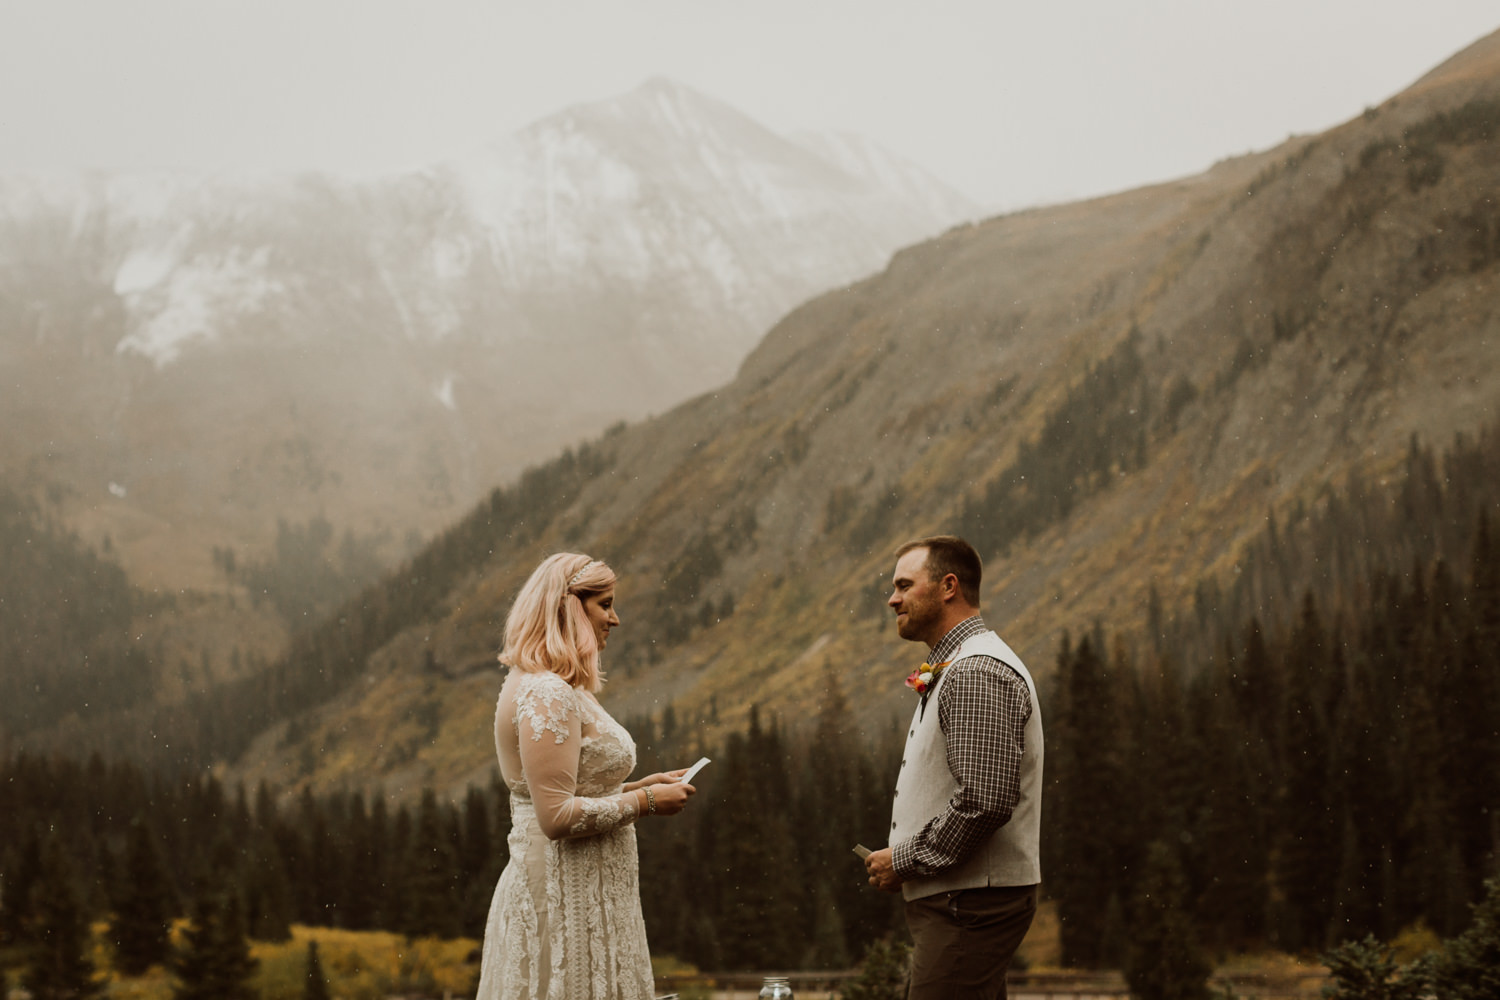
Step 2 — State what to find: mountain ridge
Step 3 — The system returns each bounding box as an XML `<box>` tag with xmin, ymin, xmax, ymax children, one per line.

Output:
<box><xmin>8</xmin><ymin>35</ymin><xmax>1500</xmax><ymax>808</ymax></box>
<box><xmin>208</xmin><ymin>29</ymin><xmax>1500</xmax><ymax>803</ymax></box>
<box><xmin>0</xmin><ymin>78</ymin><xmax>975</xmax><ymax>595</ymax></box>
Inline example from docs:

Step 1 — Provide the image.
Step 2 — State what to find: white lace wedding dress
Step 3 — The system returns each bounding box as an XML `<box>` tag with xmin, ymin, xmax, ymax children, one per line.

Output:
<box><xmin>476</xmin><ymin>668</ymin><xmax>655</xmax><ymax>1000</ymax></box>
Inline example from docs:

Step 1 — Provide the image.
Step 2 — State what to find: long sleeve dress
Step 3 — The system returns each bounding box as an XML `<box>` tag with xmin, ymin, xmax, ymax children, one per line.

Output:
<box><xmin>476</xmin><ymin>668</ymin><xmax>655</xmax><ymax>1000</ymax></box>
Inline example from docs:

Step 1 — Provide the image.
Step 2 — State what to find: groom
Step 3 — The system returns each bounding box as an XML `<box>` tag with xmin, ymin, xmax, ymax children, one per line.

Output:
<box><xmin>864</xmin><ymin>535</ymin><xmax>1043</xmax><ymax>1000</ymax></box>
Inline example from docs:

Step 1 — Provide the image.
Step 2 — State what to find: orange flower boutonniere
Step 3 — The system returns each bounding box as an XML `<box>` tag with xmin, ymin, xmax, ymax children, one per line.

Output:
<box><xmin>904</xmin><ymin>660</ymin><xmax>951</xmax><ymax>696</ymax></box>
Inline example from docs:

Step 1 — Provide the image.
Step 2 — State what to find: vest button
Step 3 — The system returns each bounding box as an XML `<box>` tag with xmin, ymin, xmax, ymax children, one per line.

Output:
<box><xmin>891</xmin><ymin>821</ymin><xmax>897</xmax><ymax>830</ymax></box>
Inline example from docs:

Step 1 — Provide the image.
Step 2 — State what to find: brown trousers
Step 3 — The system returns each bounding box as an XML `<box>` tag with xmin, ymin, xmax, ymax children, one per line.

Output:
<box><xmin>905</xmin><ymin>884</ymin><xmax>1038</xmax><ymax>1000</ymax></box>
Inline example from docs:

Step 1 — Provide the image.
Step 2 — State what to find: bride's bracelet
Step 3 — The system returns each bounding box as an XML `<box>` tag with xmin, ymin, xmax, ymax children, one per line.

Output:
<box><xmin>645</xmin><ymin>786</ymin><xmax>657</xmax><ymax>815</ymax></box>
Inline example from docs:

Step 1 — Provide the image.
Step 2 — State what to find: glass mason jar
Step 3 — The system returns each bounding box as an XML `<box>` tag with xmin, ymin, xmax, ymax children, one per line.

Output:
<box><xmin>759</xmin><ymin>976</ymin><xmax>794</xmax><ymax>999</ymax></box>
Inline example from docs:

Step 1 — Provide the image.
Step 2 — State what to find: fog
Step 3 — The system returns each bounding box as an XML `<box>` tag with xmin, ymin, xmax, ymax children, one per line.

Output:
<box><xmin>1</xmin><ymin>0</ymin><xmax>1496</xmax><ymax>208</ymax></box>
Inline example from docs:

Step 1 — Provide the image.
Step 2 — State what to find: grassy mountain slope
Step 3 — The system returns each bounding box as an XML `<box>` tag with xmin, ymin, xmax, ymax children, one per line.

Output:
<box><xmin>224</xmin><ymin>31</ymin><xmax>1500</xmax><ymax>801</ymax></box>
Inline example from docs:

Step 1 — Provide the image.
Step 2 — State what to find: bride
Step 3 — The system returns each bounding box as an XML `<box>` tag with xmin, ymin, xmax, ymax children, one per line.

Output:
<box><xmin>476</xmin><ymin>552</ymin><xmax>696</xmax><ymax>1000</ymax></box>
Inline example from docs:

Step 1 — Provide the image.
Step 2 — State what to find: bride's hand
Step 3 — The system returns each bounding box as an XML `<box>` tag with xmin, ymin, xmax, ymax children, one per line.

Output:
<box><xmin>629</xmin><ymin>769</ymin><xmax>687</xmax><ymax>789</ymax></box>
<box><xmin>625</xmin><ymin>767</ymin><xmax>693</xmax><ymax>795</ymax></box>
<box><xmin>647</xmin><ymin>780</ymin><xmax>695</xmax><ymax>816</ymax></box>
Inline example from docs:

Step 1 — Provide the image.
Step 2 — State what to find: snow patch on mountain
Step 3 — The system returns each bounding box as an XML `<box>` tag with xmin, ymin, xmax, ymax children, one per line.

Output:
<box><xmin>116</xmin><ymin>246</ymin><xmax>281</xmax><ymax>366</ymax></box>
<box><xmin>435</xmin><ymin>376</ymin><xmax>457</xmax><ymax>411</ymax></box>
<box><xmin>114</xmin><ymin>244</ymin><xmax>181</xmax><ymax>296</ymax></box>
<box><xmin>5</xmin><ymin>77</ymin><xmax>977</xmax><ymax>378</ymax></box>
<box><xmin>426</xmin><ymin>235</ymin><xmax>474</xmax><ymax>283</ymax></box>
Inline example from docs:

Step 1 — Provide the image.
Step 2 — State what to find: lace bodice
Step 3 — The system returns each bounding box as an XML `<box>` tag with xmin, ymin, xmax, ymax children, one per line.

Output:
<box><xmin>495</xmin><ymin>669</ymin><xmax>639</xmax><ymax>838</ymax></box>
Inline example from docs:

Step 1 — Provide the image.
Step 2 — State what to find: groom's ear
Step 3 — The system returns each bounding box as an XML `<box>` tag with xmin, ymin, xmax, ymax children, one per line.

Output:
<box><xmin>939</xmin><ymin>573</ymin><xmax>961</xmax><ymax>602</ymax></box>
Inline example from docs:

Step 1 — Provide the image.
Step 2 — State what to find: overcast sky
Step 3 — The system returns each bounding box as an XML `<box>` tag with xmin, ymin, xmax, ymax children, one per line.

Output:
<box><xmin>2</xmin><ymin>1</ymin><xmax>1497</xmax><ymax>210</ymax></box>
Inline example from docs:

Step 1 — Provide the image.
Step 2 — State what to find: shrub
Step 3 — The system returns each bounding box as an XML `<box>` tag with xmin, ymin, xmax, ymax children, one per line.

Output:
<box><xmin>1412</xmin><ymin>877</ymin><xmax>1500</xmax><ymax>1000</ymax></box>
<box><xmin>1322</xmin><ymin>879</ymin><xmax>1500</xmax><ymax>1000</ymax></box>
<box><xmin>1320</xmin><ymin>936</ymin><xmax>1421</xmax><ymax>1000</ymax></box>
<box><xmin>839</xmin><ymin>937</ymin><xmax>910</xmax><ymax>1000</ymax></box>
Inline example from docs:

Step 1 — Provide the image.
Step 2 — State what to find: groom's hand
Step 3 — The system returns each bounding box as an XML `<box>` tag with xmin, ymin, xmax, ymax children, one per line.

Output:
<box><xmin>865</xmin><ymin>847</ymin><xmax>902</xmax><ymax>893</ymax></box>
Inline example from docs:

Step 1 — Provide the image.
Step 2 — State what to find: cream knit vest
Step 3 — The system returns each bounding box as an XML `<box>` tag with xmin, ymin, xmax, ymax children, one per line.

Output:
<box><xmin>890</xmin><ymin>629</ymin><xmax>1043</xmax><ymax>900</ymax></box>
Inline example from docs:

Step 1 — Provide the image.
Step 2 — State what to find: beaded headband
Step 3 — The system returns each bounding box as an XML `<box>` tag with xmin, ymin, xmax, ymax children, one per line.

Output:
<box><xmin>566</xmin><ymin>561</ymin><xmax>595</xmax><ymax>589</ymax></box>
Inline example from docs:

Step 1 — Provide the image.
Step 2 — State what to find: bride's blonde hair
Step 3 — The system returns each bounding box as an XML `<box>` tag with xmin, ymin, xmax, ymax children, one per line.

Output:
<box><xmin>500</xmin><ymin>552</ymin><xmax>615</xmax><ymax>691</ymax></box>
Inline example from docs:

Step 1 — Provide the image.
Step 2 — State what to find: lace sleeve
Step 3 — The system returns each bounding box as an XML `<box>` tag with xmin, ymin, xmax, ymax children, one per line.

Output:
<box><xmin>515</xmin><ymin>674</ymin><xmax>641</xmax><ymax>840</ymax></box>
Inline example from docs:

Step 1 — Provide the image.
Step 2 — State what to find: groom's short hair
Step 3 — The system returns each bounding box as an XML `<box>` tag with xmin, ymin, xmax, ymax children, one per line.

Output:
<box><xmin>896</xmin><ymin>535</ymin><xmax>982</xmax><ymax>607</ymax></box>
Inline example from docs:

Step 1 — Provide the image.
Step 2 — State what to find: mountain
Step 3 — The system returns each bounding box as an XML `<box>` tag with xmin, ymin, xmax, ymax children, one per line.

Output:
<box><xmin>0</xmin><ymin>77</ymin><xmax>976</xmax><ymax>595</ymax></box>
<box><xmin>180</xmin><ymin>28</ymin><xmax>1500</xmax><ymax>802</ymax></box>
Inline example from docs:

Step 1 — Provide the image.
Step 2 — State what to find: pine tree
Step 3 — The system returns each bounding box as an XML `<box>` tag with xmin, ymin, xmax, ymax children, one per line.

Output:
<box><xmin>1273</xmin><ymin>592</ymin><xmax>1338</xmax><ymax>949</ymax></box>
<box><xmin>297</xmin><ymin>788</ymin><xmax>343</xmax><ymax>927</ymax></box>
<box><xmin>459</xmin><ymin>785</ymin><xmax>494</xmax><ymax>936</ymax></box>
<box><xmin>801</xmin><ymin>883</ymin><xmax>851</xmax><ymax>970</ymax></box>
<box><xmin>303</xmin><ymin>939</ymin><xmax>331</xmax><ymax>1000</ymax></box>
<box><xmin>21</xmin><ymin>837</ymin><xmax>104</xmax><ymax>1000</ymax></box>
<box><xmin>0</xmin><ymin>833</ymin><xmax>42</xmax><ymax>948</ymax></box>
<box><xmin>343</xmin><ymin>792</ymin><xmax>387</xmax><ymax>931</ymax></box>
<box><xmin>402</xmin><ymin>789</ymin><xmax>462</xmax><ymax>938</ymax></box>
<box><xmin>1326</xmin><ymin>641</ymin><xmax>1386</xmax><ymax>942</ymax></box>
<box><xmin>109</xmin><ymin>818</ymin><xmax>179</xmax><ymax>975</ymax></box>
<box><xmin>797</xmin><ymin>662</ymin><xmax>868</xmax><ymax>953</ymax></box>
<box><xmin>91</xmin><ymin>831</ymin><xmax>122</xmax><ymax>918</ymax></box>
<box><xmin>1187</xmin><ymin>665</ymin><xmax>1267</xmax><ymax>949</ymax></box>
<box><xmin>384</xmin><ymin>802</ymin><xmax>414</xmax><ymax>931</ymax></box>
<box><xmin>241</xmin><ymin>831</ymin><xmax>294</xmax><ymax>943</ymax></box>
<box><xmin>1124</xmin><ymin>841</ymin><xmax>1212</xmax><ymax>1000</ymax></box>
<box><xmin>172</xmin><ymin>886</ymin><xmax>258</xmax><ymax>1000</ymax></box>
<box><xmin>1048</xmin><ymin>635</ymin><xmax>1133</xmax><ymax>967</ymax></box>
<box><xmin>1454</xmin><ymin>514</ymin><xmax>1500</xmax><ymax>888</ymax></box>
<box><xmin>711</xmin><ymin>709</ymin><xmax>798</xmax><ymax>969</ymax></box>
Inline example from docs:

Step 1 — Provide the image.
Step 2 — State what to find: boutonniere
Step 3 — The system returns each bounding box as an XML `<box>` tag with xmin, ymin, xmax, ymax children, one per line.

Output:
<box><xmin>904</xmin><ymin>660</ymin><xmax>951</xmax><ymax>696</ymax></box>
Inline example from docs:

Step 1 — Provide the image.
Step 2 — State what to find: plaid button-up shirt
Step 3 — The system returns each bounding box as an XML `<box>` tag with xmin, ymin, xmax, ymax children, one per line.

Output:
<box><xmin>891</xmin><ymin>615</ymin><xmax>1032</xmax><ymax>880</ymax></box>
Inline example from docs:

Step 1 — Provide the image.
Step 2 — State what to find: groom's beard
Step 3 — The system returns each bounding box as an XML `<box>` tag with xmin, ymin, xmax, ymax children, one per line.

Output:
<box><xmin>896</xmin><ymin>599</ymin><xmax>940</xmax><ymax>643</ymax></box>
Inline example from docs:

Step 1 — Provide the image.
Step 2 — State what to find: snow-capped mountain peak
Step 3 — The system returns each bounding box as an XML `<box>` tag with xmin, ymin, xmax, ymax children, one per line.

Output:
<box><xmin>0</xmin><ymin>77</ymin><xmax>979</xmax><ymax>584</ymax></box>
